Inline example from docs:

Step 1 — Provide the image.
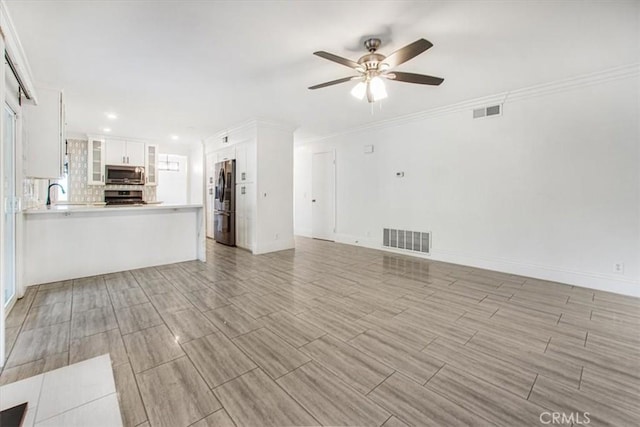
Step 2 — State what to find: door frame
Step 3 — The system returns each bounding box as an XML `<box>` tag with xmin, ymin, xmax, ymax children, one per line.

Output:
<box><xmin>311</xmin><ymin>149</ymin><xmax>336</xmax><ymax>241</ymax></box>
<box><xmin>0</xmin><ymin>34</ymin><xmax>7</xmax><ymax>367</ymax></box>
<box><xmin>0</xmin><ymin>3</ymin><xmax>39</xmax><ymax>367</ymax></box>
<box><xmin>3</xmin><ymin>101</ymin><xmax>17</xmax><ymax>312</ymax></box>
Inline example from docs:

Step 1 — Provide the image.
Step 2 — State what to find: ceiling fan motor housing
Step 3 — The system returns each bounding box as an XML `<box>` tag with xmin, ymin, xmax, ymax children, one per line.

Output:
<box><xmin>364</xmin><ymin>38</ymin><xmax>381</xmax><ymax>52</ymax></box>
<box><xmin>358</xmin><ymin>52</ymin><xmax>385</xmax><ymax>73</ymax></box>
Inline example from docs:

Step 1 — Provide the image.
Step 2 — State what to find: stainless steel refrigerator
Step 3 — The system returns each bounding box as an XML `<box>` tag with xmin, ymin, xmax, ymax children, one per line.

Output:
<box><xmin>213</xmin><ymin>159</ymin><xmax>236</xmax><ymax>246</ymax></box>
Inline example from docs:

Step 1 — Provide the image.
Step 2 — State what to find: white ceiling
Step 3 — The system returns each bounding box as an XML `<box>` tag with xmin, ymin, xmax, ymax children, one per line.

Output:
<box><xmin>6</xmin><ymin>0</ymin><xmax>639</xmax><ymax>145</ymax></box>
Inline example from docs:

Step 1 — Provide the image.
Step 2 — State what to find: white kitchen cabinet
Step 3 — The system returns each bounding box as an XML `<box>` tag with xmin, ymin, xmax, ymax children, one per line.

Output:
<box><xmin>204</xmin><ymin>120</ymin><xmax>293</xmax><ymax>254</ymax></box>
<box><xmin>105</xmin><ymin>139</ymin><xmax>145</xmax><ymax>166</ymax></box>
<box><xmin>205</xmin><ymin>152</ymin><xmax>216</xmax><ymax>238</ymax></box>
<box><xmin>127</xmin><ymin>141</ymin><xmax>145</xmax><ymax>166</ymax></box>
<box><xmin>87</xmin><ymin>135</ymin><xmax>106</xmax><ymax>185</ymax></box>
<box><xmin>216</xmin><ymin>146</ymin><xmax>235</xmax><ymax>163</ymax></box>
<box><xmin>235</xmin><ymin>141</ymin><xmax>256</xmax><ymax>183</ymax></box>
<box><xmin>236</xmin><ymin>182</ymin><xmax>255</xmax><ymax>250</ymax></box>
<box><xmin>23</xmin><ymin>87</ymin><xmax>65</xmax><ymax>179</ymax></box>
<box><xmin>145</xmin><ymin>144</ymin><xmax>158</xmax><ymax>186</ymax></box>
<box><xmin>105</xmin><ymin>138</ymin><xmax>126</xmax><ymax>165</ymax></box>
<box><xmin>206</xmin><ymin>185</ymin><xmax>215</xmax><ymax>238</ymax></box>
<box><xmin>205</xmin><ymin>152</ymin><xmax>216</xmax><ymax>187</ymax></box>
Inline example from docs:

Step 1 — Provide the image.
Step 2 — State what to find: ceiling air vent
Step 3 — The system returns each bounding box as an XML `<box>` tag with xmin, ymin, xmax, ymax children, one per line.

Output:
<box><xmin>473</xmin><ymin>104</ymin><xmax>502</xmax><ymax>119</ymax></box>
<box><xmin>382</xmin><ymin>228</ymin><xmax>430</xmax><ymax>255</ymax></box>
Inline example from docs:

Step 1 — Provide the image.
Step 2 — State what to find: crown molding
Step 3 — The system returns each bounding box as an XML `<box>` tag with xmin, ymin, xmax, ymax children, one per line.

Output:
<box><xmin>208</xmin><ymin>117</ymin><xmax>297</xmax><ymax>142</ymax></box>
<box><xmin>298</xmin><ymin>63</ymin><xmax>640</xmax><ymax>145</ymax></box>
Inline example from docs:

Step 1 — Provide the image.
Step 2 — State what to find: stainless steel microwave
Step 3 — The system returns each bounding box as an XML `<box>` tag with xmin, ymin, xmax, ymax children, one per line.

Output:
<box><xmin>105</xmin><ymin>165</ymin><xmax>145</xmax><ymax>185</ymax></box>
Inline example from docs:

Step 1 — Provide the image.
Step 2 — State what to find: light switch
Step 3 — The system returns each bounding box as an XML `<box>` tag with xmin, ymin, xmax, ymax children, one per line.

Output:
<box><xmin>364</xmin><ymin>145</ymin><xmax>374</xmax><ymax>154</ymax></box>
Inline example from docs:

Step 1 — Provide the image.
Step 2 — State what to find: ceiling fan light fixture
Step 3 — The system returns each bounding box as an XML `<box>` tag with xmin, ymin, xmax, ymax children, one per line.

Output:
<box><xmin>350</xmin><ymin>81</ymin><xmax>366</xmax><ymax>100</ymax></box>
<box><xmin>310</xmin><ymin>38</ymin><xmax>443</xmax><ymax>104</ymax></box>
<box><xmin>370</xmin><ymin>76</ymin><xmax>387</xmax><ymax>101</ymax></box>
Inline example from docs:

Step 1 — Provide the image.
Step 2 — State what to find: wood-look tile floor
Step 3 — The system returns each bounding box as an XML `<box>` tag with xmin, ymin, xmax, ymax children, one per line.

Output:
<box><xmin>3</xmin><ymin>237</ymin><xmax>640</xmax><ymax>426</ymax></box>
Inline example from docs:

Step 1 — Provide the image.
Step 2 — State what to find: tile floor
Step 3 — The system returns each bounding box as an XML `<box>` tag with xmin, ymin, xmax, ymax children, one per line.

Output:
<box><xmin>2</xmin><ymin>237</ymin><xmax>639</xmax><ymax>426</ymax></box>
<box><xmin>0</xmin><ymin>354</ymin><xmax>121</xmax><ymax>426</ymax></box>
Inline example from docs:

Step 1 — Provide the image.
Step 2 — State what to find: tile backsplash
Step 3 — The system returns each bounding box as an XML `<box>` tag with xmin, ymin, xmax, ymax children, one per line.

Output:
<box><xmin>66</xmin><ymin>139</ymin><xmax>156</xmax><ymax>203</ymax></box>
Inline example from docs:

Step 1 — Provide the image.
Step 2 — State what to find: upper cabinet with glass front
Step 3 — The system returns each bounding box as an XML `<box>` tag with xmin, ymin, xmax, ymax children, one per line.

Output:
<box><xmin>87</xmin><ymin>135</ymin><xmax>106</xmax><ymax>185</ymax></box>
<box><xmin>86</xmin><ymin>135</ymin><xmax>158</xmax><ymax>186</ymax></box>
<box><xmin>145</xmin><ymin>144</ymin><xmax>158</xmax><ymax>186</ymax></box>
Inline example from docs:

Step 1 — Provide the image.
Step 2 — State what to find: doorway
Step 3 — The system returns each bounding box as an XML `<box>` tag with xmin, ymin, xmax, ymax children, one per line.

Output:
<box><xmin>311</xmin><ymin>151</ymin><xmax>335</xmax><ymax>241</ymax></box>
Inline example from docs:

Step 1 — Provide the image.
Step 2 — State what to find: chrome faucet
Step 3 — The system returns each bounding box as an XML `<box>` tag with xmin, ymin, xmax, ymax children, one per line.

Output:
<box><xmin>46</xmin><ymin>183</ymin><xmax>66</xmax><ymax>207</ymax></box>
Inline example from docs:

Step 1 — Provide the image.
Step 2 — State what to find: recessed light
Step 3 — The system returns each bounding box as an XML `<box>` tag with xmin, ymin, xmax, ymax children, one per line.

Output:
<box><xmin>171</xmin><ymin>135</ymin><xmax>179</xmax><ymax>140</ymax></box>
<box><xmin>102</xmin><ymin>127</ymin><xmax>111</xmax><ymax>132</ymax></box>
<box><xmin>105</xmin><ymin>112</ymin><xmax>117</xmax><ymax>120</ymax></box>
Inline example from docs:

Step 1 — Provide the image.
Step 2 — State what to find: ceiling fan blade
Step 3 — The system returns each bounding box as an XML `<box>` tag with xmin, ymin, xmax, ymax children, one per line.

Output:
<box><xmin>383</xmin><ymin>39</ymin><xmax>433</xmax><ymax>69</ymax></box>
<box><xmin>313</xmin><ymin>51</ymin><xmax>361</xmax><ymax>69</ymax></box>
<box><xmin>308</xmin><ymin>76</ymin><xmax>359</xmax><ymax>90</ymax></box>
<box><xmin>385</xmin><ymin>72</ymin><xmax>444</xmax><ymax>86</ymax></box>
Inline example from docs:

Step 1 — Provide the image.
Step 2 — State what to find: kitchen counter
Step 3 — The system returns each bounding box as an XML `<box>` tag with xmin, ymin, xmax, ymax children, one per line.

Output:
<box><xmin>24</xmin><ymin>203</ymin><xmax>203</xmax><ymax>215</ymax></box>
<box><xmin>23</xmin><ymin>203</ymin><xmax>205</xmax><ymax>286</ymax></box>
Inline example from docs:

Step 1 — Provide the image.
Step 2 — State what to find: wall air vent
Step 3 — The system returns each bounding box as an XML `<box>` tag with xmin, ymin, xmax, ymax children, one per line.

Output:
<box><xmin>473</xmin><ymin>104</ymin><xmax>502</xmax><ymax>119</ymax></box>
<box><xmin>383</xmin><ymin>228</ymin><xmax>430</xmax><ymax>254</ymax></box>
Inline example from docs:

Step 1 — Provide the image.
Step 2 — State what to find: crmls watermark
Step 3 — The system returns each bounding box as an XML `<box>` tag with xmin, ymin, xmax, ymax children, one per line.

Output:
<box><xmin>540</xmin><ymin>412</ymin><xmax>591</xmax><ymax>424</ymax></box>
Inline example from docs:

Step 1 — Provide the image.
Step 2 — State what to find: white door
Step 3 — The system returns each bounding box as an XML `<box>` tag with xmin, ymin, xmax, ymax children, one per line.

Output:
<box><xmin>3</xmin><ymin>104</ymin><xmax>17</xmax><ymax>310</ymax></box>
<box><xmin>311</xmin><ymin>151</ymin><xmax>335</xmax><ymax>241</ymax></box>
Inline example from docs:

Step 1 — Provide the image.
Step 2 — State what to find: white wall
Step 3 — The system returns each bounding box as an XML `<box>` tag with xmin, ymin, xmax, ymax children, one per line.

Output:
<box><xmin>189</xmin><ymin>142</ymin><xmax>204</xmax><ymax>205</ymax></box>
<box><xmin>256</xmin><ymin>124</ymin><xmax>295</xmax><ymax>254</ymax></box>
<box><xmin>294</xmin><ymin>72</ymin><xmax>640</xmax><ymax>296</ymax></box>
<box><xmin>157</xmin><ymin>154</ymin><xmax>188</xmax><ymax>205</ymax></box>
<box><xmin>157</xmin><ymin>140</ymin><xmax>203</xmax><ymax>205</ymax></box>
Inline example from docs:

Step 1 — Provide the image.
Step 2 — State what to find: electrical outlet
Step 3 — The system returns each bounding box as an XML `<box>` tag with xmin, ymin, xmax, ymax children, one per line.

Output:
<box><xmin>613</xmin><ymin>262</ymin><xmax>624</xmax><ymax>274</ymax></box>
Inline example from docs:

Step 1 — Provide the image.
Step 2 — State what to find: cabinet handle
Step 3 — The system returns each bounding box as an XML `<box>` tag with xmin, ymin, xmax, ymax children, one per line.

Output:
<box><xmin>102</xmin><ymin>175</ymin><xmax>104</xmax><ymax>182</ymax></box>
<box><xmin>122</xmin><ymin>156</ymin><xmax>125</xmax><ymax>163</ymax></box>
<box><xmin>127</xmin><ymin>156</ymin><xmax>129</xmax><ymax>164</ymax></box>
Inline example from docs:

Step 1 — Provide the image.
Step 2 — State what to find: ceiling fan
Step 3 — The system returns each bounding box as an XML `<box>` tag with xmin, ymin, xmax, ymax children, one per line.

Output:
<box><xmin>309</xmin><ymin>38</ymin><xmax>444</xmax><ymax>103</ymax></box>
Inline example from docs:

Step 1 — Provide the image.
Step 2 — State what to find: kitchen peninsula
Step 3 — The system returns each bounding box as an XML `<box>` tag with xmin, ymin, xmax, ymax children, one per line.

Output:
<box><xmin>23</xmin><ymin>204</ymin><xmax>205</xmax><ymax>286</ymax></box>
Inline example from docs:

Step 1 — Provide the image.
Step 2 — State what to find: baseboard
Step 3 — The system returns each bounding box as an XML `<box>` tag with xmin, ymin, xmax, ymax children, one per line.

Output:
<box><xmin>332</xmin><ymin>233</ymin><xmax>640</xmax><ymax>297</ymax></box>
<box><xmin>294</xmin><ymin>228</ymin><xmax>312</xmax><ymax>238</ymax></box>
<box><xmin>254</xmin><ymin>238</ymin><xmax>296</xmax><ymax>255</ymax></box>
